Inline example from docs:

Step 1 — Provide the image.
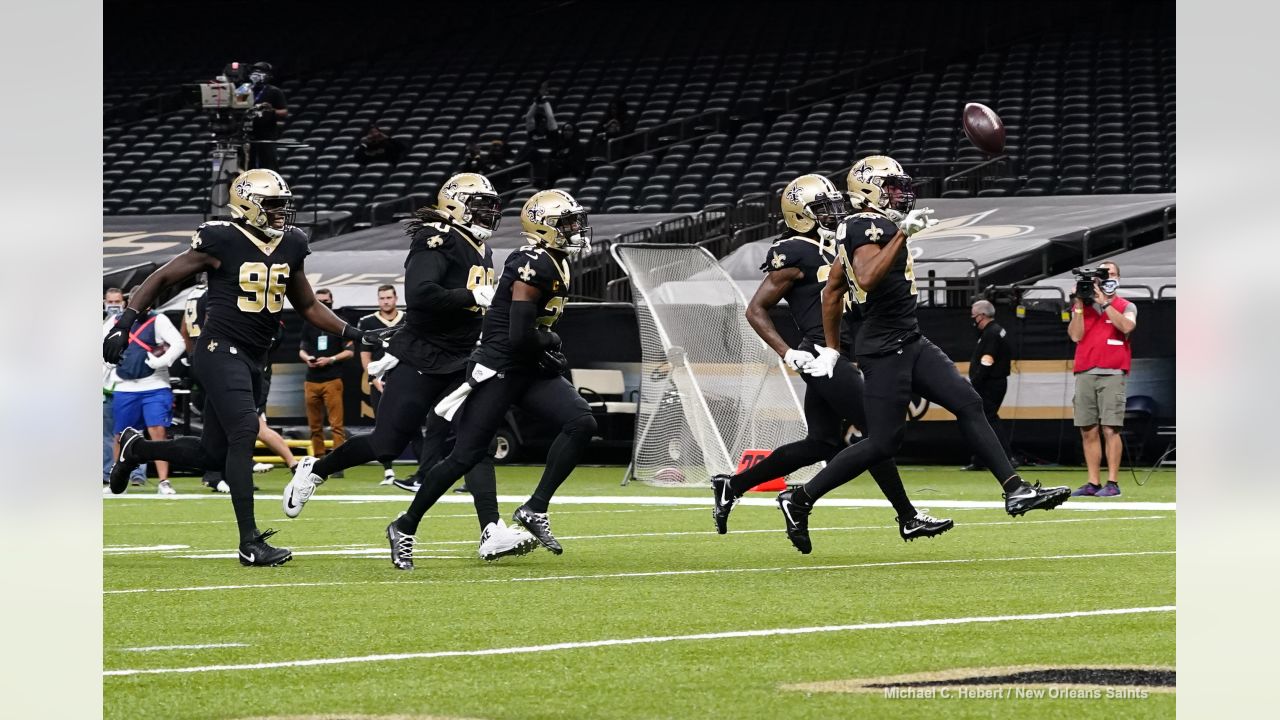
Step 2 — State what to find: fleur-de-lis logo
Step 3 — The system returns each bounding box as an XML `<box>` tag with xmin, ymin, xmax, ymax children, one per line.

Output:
<box><xmin>771</xmin><ymin>253</ymin><xmax>786</xmax><ymax>269</ymax></box>
<box><xmin>207</xmin><ymin>340</ymin><xmax>218</xmax><ymax>352</ymax></box>
<box><xmin>785</xmin><ymin>185</ymin><xmax>802</xmax><ymax>206</ymax></box>
<box><xmin>518</xmin><ymin>263</ymin><xmax>536</xmax><ymax>281</ymax></box>
<box><xmin>427</xmin><ymin>236</ymin><xmax>443</xmax><ymax>248</ymax></box>
<box><xmin>190</xmin><ymin>235</ymin><xmax>202</xmax><ymax>250</ymax></box>
<box><xmin>865</xmin><ymin>224</ymin><xmax>884</xmax><ymax>242</ymax></box>
<box><xmin>234</xmin><ymin>179</ymin><xmax>253</xmax><ymax>199</ymax></box>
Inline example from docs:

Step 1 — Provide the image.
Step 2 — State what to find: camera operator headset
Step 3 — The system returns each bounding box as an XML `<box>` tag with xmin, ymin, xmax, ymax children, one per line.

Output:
<box><xmin>247</xmin><ymin>62</ymin><xmax>288</xmax><ymax>171</ymax></box>
<box><xmin>1067</xmin><ymin>260</ymin><xmax>1138</xmax><ymax>497</ymax></box>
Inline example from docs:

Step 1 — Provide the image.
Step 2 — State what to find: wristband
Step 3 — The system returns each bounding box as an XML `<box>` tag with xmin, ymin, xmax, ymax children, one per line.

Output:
<box><xmin>1072</xmin><ymin>308</ymin><xmax>1083</xmax><ymax>315</ymax></box>
<box><xmin>1100</xmin><ymin>302</ymin><xmax>1112</xmax><ymax>312</ymax></box>
<box><xmin>116</xmin><ymin>307</ymin><xmax>139</xmax><ymax>329</ymax></box>
<box><xmin>340</xmin><ymin>323</ymin><xmax>363</xmax><ymax>341</ymax></box>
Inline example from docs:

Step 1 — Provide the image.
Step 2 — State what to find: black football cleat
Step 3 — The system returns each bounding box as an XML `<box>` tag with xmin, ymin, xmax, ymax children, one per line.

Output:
<box><xmin>238</xmin><ymin>529</ymin><xmax>292</xmax><ymax>567</ymax></box>
<box><xmin>513</xmin><ymin>504</ymin><xmax>562</xmax><ymax>555</ymax></box>
<box><xmin>710</xmin><ymin>474</ymin><xmax>739</xmax><ymax>534</ymax></box>
<box><xmin>107</xmin><ymin>427</ymin><xmax>145</xmax><ymax>495</ymax></box>
<box><xmin>391</xmin><ymin>478</ymin><xmax>422</xmax><ymax>493</ymax></box>
<box><xmin>386</xmin><ymin>520</ymin><xmax>416</xmax><ymax>570</ymax></box>
<box><xmin>898</xmin><ymin>512</ymin><xmax>955</xmax><ymax>542</ymax></box>
<box><xmin>1004</xmin><ymin>481</ymin><xmax>1071</xmax><ymax>517</ymax></box>
<box><xmin>776</xmin><ymin>489</ymin><xmax>813</xmax><ymax>554</ymax></box>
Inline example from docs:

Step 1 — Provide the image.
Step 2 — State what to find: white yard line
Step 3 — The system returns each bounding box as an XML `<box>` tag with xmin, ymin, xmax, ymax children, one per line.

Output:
<box><xmin>106</xmin><ymin>507</ymin><xmax>708</xmax><ymax>527</ymax></box>
<box><xmin>103</xmin><ymin>544</ymin><xmax>190</xmax><ymax>554</ymax></box>
<box><xmin>103</xmin><ymin>605</ymin><xmax>1175</xmax><ymax>677</ymax></box>
<box><xmin>120</xmin><ymin>643</ymin><xmax>248</xmax><ymax>652</ymax></box>
<box><xmin>103</xmin><ymin>549</ymin><xmax>1174</xmax><ymax>595</ymax></box>
<box><xmin>103</xmin><ymin>493</ymin><xmax>1177</xmax><ymax>512</ymax></box>
<box><xmin>104</xmin><ymin>515</ymin><xmax>1165</xmax><ymax>559</ymax></box>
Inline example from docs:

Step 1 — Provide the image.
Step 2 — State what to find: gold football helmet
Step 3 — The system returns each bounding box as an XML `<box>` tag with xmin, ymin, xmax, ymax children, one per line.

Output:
<box><xmin>520</xmin><ymin>189</ymin><xmax>591</xmax><ymax>257</ymax></box>
<box><xmin>781</xmin><ymin>174</ymin><xmax>848</xmax><ymax>237</ymax></box>
<box><xmin>846</xmin><ymin>155</ymin><xmax>915</xmax><ymax>222</ymax></box>
<box><xmin>229</xmin><ymin>169</ymin><xmax>294</xmax><ymax>239</ymax></box>
<box><xmin>438</xmin><ymin>172</ymin><xmax>501</xmax><ymax>240</ymax></box>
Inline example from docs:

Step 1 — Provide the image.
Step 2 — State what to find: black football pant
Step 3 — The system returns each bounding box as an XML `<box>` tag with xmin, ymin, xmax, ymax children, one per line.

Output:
<box><xmin>128</xmin><ymin>339</ymin><xmax>264</xmax><ymax>543</ymax></box>
<box><xmin>397</xmin><ymin>366</ymin><xmax>596</xmax><ymax>535</ymax></box>
<box><xmin>968</xmin><ymin>377</ymin><xmax>1011</xmax><ymax>468</ymax></box>
<box><xmin>314</xmin><ymin>364</ymin><xmax>498</xmax><ymax>529</ymax></box>
<box><xmin>370</xmin><ymin>385</ymin><xmax>425</xmax><ymax>473</ymax></box>
<box><xmin>727</xmin><ymin>359</ymin><xmax>916</xmax><ymax>519</ymax></box>
<box><xmin>801</xmin><ymin>337</ymin><xmax>1019</xmax><ymax>502</ymax></box>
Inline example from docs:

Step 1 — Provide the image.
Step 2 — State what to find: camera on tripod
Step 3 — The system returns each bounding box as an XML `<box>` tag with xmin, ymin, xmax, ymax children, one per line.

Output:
<box><xmin>1071</xmin><ymin>267</ymin><xmax>1115</xmax><ymax>303</ymax></box>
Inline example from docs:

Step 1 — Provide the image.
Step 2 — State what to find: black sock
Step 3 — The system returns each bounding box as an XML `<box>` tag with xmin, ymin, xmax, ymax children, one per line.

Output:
<box><xmin>527</xmin><ymin>417</ymin><xmax>594</xmax><ymax>513</ymax></box>
<box><xmin>727</xmin><ymin>438</ymin><xmax>835</xmax><ymax>496</ymax></box>
<box><xmin>953</xmin><ymin>402</ymin><xmax>1019</xmax><ymax>489</ymax></box>
<box><xmin>867</xmin><ymin>460</ymin><xmax>916</xmax><ymax>519</ymax></box>
<box><xmin>789</xmin><ymin>485</ymin><xmax>814</xmax><ymax>505</ymax></box>
<box><xmin>130</xmin><ymin>436</ymin><xmax>215</xmax><ymax>469</ymax></box>
<box><xmin>397</xmin><ymin>456</ymin><xmax>471</xmax><ymax>535</ymax></box>
<box><xmin>466</xmin><ymin>461</ymin><xmax>499</xmax><ymax>530</ymax></box>
<box><xmin>382</xmin><ymin>461</ymin><xmax>394</xmax><ymax>472</ymax></box>
<box><xmin>314</xmin><ymin>435</ymin><xmax>376</xmax><ymax>478</ymax></box>
<box><xmin>1001</xmin><ymin>474</ymin><xmax>1025</xmax><ymax>493</ymax></box>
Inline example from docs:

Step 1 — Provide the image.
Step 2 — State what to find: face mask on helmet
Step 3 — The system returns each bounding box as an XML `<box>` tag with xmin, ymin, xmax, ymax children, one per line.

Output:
<box><xmin>806</xmin><ymin>195</ymin><xmax>849</xmax><ymax>241</ymax></box>
<box><xmin>552</xmin><ymin>211</ymin><xmax>592</xmax><ymax>257</ymax></box>
<box><xmin>462</xmin><ymin>194</ymin><xmax>502</xmax><ymax>240</ymax></box>
<box><xmin>875</xmin><ymin>175</ymin><xmax>916</xmax><ymax>222</ymax></box>
<box><xmin>256</xmin><ymin>195</ymin><xmax>295</xmax><ymax>238</ymax></box>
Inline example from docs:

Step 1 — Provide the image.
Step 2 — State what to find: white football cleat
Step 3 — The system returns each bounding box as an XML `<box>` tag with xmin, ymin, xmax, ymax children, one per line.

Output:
<box><xmin>157</xmin><ymin>480</ymin><xmax>177</xmax><ymax>495</ymax></box>
<box><xmin>478</xmin><ymin>519</ymin><xmax>539</xmax><ymax>561</ymax></box>
<box><xmin>282</xmin><ymin>456</ymin><xmax>322</xmax><ymax>518</ymax></box>
<box><xmin>253</xmin><ymin>462</ymin><xmax>274</xmax><ymax>474</ymax></box>
<box><xmin>380</xmin><ymin>468</ymin><xmax>396</xmax><ymax>486</ymax></box>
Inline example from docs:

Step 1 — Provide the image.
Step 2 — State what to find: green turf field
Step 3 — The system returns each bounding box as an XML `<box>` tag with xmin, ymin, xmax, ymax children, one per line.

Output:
<box><xmin>103</xmin><ymin>465</ymin><xmax>1175</xmax><ymax>719</ymax></box>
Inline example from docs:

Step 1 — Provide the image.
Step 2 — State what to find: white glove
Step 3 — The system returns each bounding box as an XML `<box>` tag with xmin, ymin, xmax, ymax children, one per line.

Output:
<box><xmin>471</xmin><ymin>285</ymin><xmax>496</xmax><ymax>308</ymax></box>
<box><xmin>434</xmin><ymin>382</ymin><xmax>474</xmax><ymax>420</ymax></box>
<box><xmin>367</xmin><ymin>352</ymin><xmax>399</xmax><ymax>381</ymax></box>
<box><xmin>900</xmin><ymin>207</ymin><xmax>939</xmax><ymax>237</ymax></box>
<box><xmin>144</xmin><ymin>353</ymin><xmax>170</xmax><ymax>370</ymax></box>
<box><xmin>783</xmin><ymin>348</ymin><xmax>816</xmax><ymax>373</ymax></box>
<box><xmin>802</xmin><ymin>345</ymin><xmax>841</xmax><ymax>379</ymax></box>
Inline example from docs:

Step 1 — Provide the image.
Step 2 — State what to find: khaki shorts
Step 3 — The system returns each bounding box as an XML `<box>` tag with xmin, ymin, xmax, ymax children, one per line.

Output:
<box><xmin>1073</xmin><ymin>372</ymin><xmax>1128</xmax><ymax>427</ymax></box>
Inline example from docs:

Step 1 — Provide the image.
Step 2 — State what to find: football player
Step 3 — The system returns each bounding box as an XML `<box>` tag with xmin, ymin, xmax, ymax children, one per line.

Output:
<box><xmin>773</xmin><ymin>156</ymin><xmax>1070</xmax><ymax>554</ymax></box>
<box><xmin>385</xmin><ymin>189</ymin><xmax>597</xmax><ymax>570</ymax></box>
<box><xmin>711</xmin><ymin>174</ymin><xmax>952</xmax><ymax>542</ymax></box>
<box><xmin>282</xmin><ymin>173</ymin><xmax>537</xmax><ymax>561</ymax></box>
<box><xmin>181</xmin><ymin>278</ymin><xmax>299</xmax><ymax>491</ymax></box>
<box><xmin>104</xmin><ymin>169</ymin><xmax>391</xmax><ymax>566</ymax></box>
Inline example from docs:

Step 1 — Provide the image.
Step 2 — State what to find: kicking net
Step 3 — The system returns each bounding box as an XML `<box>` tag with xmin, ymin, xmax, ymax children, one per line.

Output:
<box><xmin>612</xmin><ymin>244</ymin><xmax>816</xmax><ymax>487</ymax></box>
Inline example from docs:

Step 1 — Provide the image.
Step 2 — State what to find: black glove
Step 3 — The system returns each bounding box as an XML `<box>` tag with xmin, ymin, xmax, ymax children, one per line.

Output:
<box><xmin>342</xmin><ymin>322</ymin><xmax>400</xmax><ymax>347</ymax></box>
<box><xmin>102</xmin><ymin>308</ymin><xmax>138</xmax><ymax>364</ymax></box>
<box><xmin>537</xmin><ymin>349</ymin><xmax>569</xmax><ymax>378</ymax></box>
<box><xmin>536</xmin><ymin>330</ymin><xmax>563</xmax><ymax>352</ymax></box>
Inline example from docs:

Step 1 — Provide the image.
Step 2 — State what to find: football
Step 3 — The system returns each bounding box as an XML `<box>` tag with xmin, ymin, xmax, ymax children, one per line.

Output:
<box><xmin>654</xmin><ymin>467</ymin><xmax>687</xmax><ymax>485</ymax></box>
<box><xmin>962</xmin><ymin>102</ymin><xmax>1006</xmax><ymax>155</ymax></box>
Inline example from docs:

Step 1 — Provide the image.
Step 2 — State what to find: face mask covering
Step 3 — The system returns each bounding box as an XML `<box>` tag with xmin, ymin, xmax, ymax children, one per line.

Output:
<box><xmin>250</xmin><ymin>72</ymin><xmax>265</xmax><ymax>85</ymax></box>
<box><xmin>105</xmin><ymin>305</ymin><xmax>124</xmax><ymax>319</ymax></box>
<box><xmin>1100</xmin><ymin>279</ymin><xmax>1120</xmax><ymax>295</ymax></box>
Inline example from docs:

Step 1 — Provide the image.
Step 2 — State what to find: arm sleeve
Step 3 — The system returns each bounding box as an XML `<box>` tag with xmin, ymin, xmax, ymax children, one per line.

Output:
<box><xmin>508</xmin><ymin>300</ymin><xmax>541</xmax><ymax>353</ymax></box>
<box><xmin>155</xmin><ymin>315</ymin><xmax>186</xmax><ymax>366</ymax></box>
<box><xmin>405</xmin><ymin>247</ymin><xmax>475</xmax><ymax>311</ymax></box>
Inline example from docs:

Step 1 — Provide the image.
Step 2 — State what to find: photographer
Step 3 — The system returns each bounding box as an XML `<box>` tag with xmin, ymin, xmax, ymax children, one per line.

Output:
<box><xmin>1067</xmin><ymin>260</ymin><xmax>1137</xmax><ymax>497</ymax></box>
<box><xmin>247</xmin><ymin>62</ymin><xmax>288</xmax><ymax>171</ymax></box>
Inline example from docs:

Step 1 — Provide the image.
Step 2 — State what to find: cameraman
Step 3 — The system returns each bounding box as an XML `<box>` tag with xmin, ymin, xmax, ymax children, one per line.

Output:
<box><xmin>247</xmin><ymin>62</ymin><xmax>287</xmax><ymax>171</ymax></box>
<box><xmin>1067</xmin><ymin>260</ymin><xmax>1137</xmax><ymax>497</ymax></box>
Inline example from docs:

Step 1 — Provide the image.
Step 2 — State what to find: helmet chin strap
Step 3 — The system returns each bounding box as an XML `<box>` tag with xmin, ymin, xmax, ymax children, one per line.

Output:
<box><xmin>817</xmin><ymin>227</ymin><xmax>837</xmax><ymax>242</ymax></box>
<box><xmin>468</xmin><ymin>224</ymin><xmax>493</xmax><ymax>241</ymax></box>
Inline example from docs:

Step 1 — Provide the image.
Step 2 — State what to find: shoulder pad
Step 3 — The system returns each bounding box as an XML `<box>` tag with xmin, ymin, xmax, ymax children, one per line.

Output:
<box><xmin>839</xmin><ymin>213</ymin><xmax>898</xmax><ymax>245</ymax></box>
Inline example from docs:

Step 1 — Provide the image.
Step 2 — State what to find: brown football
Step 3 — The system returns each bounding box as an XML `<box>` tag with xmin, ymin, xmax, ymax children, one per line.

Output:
<box><xmin>962</xmin><ymin>102</ymin><xmax>1006</xmax><ymax>155</ymax></box>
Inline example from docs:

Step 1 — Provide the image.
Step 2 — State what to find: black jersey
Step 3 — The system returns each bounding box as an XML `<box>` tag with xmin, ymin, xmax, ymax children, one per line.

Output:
<box><xmin>761</xmin><ymin>234</ymin><xmax>835</xmax><ymax>349</ymax></box>
<box><xmin>835</xmin><ymin>212</ymin><xmax>920</xmax><ymax>356</ymax></box>
<box><xmin>389</xmin><ymin>221</ymin><xmax>493</xmax><ymax>373</ymax></box>
<box><xmin>473</xmin><ymin>244</ymin><xmax>571</xmax><ymax>371</ymax></box>
<box><xmin>357</xmin><ymin>310</ymin><xmax>406</xmax><ymax>362</ymax></box>
<box><xmin>191</xmin><ymin>221</ymin><xmax>310</xmax><ymax>356</ymax></box>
